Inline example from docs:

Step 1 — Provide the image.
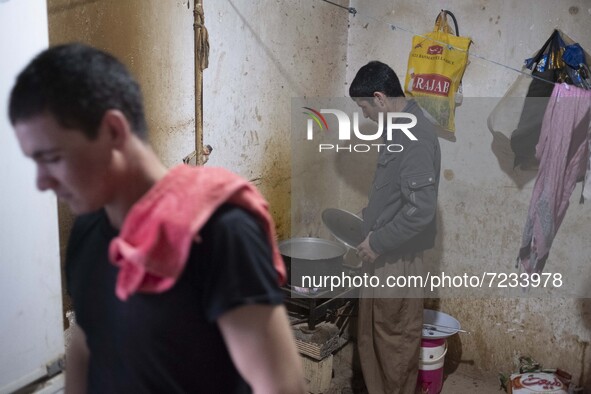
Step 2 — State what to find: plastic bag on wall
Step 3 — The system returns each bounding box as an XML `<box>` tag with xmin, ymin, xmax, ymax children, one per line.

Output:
<box><xmin>404</xmin><ymin>10</ymin><xmax>472</xmax><ymax>132</ymax></box>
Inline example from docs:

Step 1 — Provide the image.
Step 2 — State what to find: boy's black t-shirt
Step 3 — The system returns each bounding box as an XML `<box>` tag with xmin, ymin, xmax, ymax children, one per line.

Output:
<box><xmin>66</xmin><ymin>205</ymin><xmax>284</xmax><ymax>393</ymax></box>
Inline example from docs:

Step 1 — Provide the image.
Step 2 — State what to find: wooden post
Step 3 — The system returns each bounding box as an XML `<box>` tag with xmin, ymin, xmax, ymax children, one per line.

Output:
<box><xmin>301</xmin><ymin>355</ymin><xmax>333</xmax><ymax>394</ymax></box>
<box><xmin>193</xmin><ymin>0</ymin><xmax>208</xmax><ymax>164</ymax></box>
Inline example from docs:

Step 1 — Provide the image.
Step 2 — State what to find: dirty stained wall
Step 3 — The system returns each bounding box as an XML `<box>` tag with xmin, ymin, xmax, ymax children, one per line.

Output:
<box><xmin>47</xmin><ymin>0</ymin><xmax>195</xmax><ymax>314</ymax></box>
<box><xmin>202</xmin><ymin>0</ymin><xmax>349</xmax><ymax>238</ymax></box>
<box><xmin>345</xmin><ymin>0</ymin><xmax>591</xmax><ymax>384</ymax></box>
<box><xmin>48</xmin><ymin>0</ymin><xmax>195</xmax><ymax>167</ymax></box>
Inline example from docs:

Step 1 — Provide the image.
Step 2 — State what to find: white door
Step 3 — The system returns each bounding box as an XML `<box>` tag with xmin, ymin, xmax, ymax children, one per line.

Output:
<box><xmin>0</xmin><ymin>1</ymin><xmax>65</xmax><ymax>392</ymax></box>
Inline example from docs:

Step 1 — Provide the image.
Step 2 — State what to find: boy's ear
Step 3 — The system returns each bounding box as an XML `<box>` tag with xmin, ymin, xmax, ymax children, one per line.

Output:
<box><xmin>373</xmin><ymin>91</ymin><xmax>386</xmax><ymax>107</ymax></box>
<box><xmin>99</xmin><ymin>110</ymin><xmax>132</xmax><ymax>147</ymax></box>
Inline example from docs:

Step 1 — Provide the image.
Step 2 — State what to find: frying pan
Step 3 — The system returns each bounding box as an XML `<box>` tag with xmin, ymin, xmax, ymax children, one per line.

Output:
<box><xmin>321</xmin><ymin>208</ymin><xmax>364</xmax><ymax>249</ymax></box>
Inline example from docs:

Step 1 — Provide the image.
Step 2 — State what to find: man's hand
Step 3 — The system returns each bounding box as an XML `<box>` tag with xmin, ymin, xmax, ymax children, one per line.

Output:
<box><xmin>356</xmin><ymin>233</ymin><xmax>379</xmax><ymax>263</ymax></box>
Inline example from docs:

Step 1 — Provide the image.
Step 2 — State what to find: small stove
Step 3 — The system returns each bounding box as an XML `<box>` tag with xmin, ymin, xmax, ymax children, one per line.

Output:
<box><xmin>282</xmin><ymin>285</ymin><xmax>358</xmax><ymax>330</ymax></box>
<box><xmin>283</xmin><ymin>284</ymin><xmax>357</xmax><ymax>362</ymax></box>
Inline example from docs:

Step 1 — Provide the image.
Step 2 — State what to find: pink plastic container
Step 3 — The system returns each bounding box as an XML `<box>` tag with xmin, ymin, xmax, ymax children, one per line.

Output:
<box><xmin>416</xmin><ymin>337</ymin><xmax>447</xmax><ymax>394</ymax></box>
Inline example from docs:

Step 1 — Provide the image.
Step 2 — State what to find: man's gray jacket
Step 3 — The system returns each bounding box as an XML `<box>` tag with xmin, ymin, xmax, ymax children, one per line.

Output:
<box><xmin>363</xmin><ymin>100</ymin><xmax>441</xmax><ymax>258</ymax></box>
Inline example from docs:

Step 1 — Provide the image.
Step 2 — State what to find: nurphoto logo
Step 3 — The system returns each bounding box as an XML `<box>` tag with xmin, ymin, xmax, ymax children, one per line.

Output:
<box><xmin>303</xmin><ymin>107</ymin><xmax>418</xmax><ymax>153</ymax></box>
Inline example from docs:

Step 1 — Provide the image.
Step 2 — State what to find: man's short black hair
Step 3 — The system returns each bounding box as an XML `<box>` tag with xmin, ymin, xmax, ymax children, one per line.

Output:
<box><xmin>349</xmin><ymin>60</ymin><xmax>405</xmax><ymax>99</ymax></box>
<box><xmin>9</xmin><ymin>43</ymin><xmax>147</xmax><ymax>140</ymax></box>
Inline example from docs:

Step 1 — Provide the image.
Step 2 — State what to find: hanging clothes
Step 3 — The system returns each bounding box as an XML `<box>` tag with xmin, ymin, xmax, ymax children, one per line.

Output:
<box><xmin>518</xmin><ymin>83</ymin><xmax>591</xmax><ymax>274</ymax></box>
<box><xmin>584</xmin><ymin>138</ymin><xmax>591</xmax><ymax>201</ymax></box>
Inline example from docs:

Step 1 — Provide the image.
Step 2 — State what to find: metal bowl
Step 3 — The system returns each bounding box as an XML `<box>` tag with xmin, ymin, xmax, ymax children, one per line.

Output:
<box><xmin>278</xmin><ymin>237</ymin><xmax>347</xmax><ymax>287</ymax></box>
<box><xmin>422</xmin><ymin>309</ymin><xmax>462</xmax><ymax>339</ymax></box>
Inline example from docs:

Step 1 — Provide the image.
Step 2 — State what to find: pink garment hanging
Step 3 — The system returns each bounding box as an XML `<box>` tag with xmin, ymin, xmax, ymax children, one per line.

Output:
<box><xmin>518</xmin><ymin>83</ymin><xmax>591</xmax><ymax>274</ymax></box>
<box><xmin>584</xmin><ymin>137</ymin><xmax>591</xmax><ymax>201</ymax></box>
<box><xmin>109</xmin><ymin>164</ymin><xmax>286</xmax><ymax>301</ymax></box>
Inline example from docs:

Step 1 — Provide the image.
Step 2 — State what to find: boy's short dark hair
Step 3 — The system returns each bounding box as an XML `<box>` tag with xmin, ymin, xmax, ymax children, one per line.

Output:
<box><xmin>349</xmin><ymin>60</ymin><xmax>405</xmax><ymax>99</ymax></box>
<box><xmin>9</xmin><ymin>43</ymin><xmax>147</xmax><ymax>140</ymax></box>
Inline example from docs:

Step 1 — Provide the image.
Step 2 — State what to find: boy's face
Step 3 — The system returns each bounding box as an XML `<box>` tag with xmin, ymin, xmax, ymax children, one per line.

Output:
<box><xmin>353</xmin><ymin>97</ymin><xmax>381</xmax><ymax>123</ymax></box>
<box><xmin>14</xmin><ymin>113</ymin><xmax>115</xmax><ymax>214</ymax></box>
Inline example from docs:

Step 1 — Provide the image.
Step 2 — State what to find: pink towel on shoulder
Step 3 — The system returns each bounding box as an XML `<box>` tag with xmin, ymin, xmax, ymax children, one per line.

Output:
<box><xmin>109</xmin><ymin>164</ymin><xmax>286</xmax><ymax>301</ymax></box>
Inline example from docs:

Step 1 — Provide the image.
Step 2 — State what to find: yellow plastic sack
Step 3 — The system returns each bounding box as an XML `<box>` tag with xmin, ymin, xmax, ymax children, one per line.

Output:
<box><xmin>404</xmin><ymin>11</ymin><xmax>471</xmax><ymax>131</ymax></box>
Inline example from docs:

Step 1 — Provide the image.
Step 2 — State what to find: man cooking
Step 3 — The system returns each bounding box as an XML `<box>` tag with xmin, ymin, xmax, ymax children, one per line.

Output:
<box><xmin>350</xmin><ymin>60</ymin><xmax>441</xmax><ymax>394</ymax></box>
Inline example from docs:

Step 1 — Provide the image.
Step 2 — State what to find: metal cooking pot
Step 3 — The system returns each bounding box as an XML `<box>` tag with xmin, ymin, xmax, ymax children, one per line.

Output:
<box><xmin>278</xmin><ymin>237</ymin><xmax>347</xmax><ymax>287</ymax></box>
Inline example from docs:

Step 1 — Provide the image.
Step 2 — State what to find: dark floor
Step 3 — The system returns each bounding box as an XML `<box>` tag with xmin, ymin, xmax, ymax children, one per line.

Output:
<box><xmin>325</xmin><ymin>342</ymin><xmax>503</xmax><ymax>394</ymax></box>
<box><xmin>441</xmin><ymin>373</ymin><xmax>502</xmax><ymax>394</ymax></box>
